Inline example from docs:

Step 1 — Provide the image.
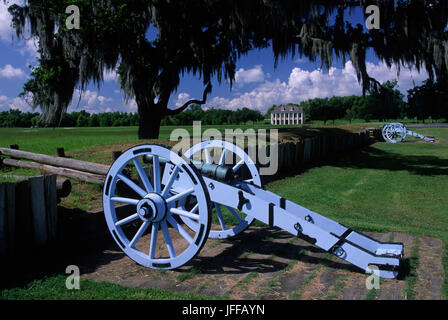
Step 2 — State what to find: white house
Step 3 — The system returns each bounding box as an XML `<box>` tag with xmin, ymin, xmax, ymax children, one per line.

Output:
<box><xmin>270</xmin><ymin>105</ymin><xmax>306</xmax><ymax>125</ymax></box>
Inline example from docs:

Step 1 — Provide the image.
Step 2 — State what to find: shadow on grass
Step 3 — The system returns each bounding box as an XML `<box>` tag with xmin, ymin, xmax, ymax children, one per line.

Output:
<box><xmin>263</xmin><ymin>144</ymin><xmax>448</xmax><ymax>185</ymax></box>
<box><xmin>331</xmin><ymin>146</ymin><xmax>448</xmax><ymax>177</ymax></box>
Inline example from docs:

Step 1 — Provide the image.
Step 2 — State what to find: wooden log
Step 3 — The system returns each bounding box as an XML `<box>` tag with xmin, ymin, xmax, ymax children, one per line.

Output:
<box><xmin>0</xmin><ymin>184</ymin><xmax>6</xmax><ymax>256</ymax></box>
<box><xmin>56</xmin><ymin>147</ymin><xmax>65</xmax><ymax>158</ymax></box>
<box><xmin>44</xmin><ymin>175</ymin><xmax>58</xmax><ymax>241</ymax></box>
<box><xmin>56</xmin><ymin>178</ymin><xmax>72</xmax><ymax>198</ymax></box>
<box><xmin>112</xmin><ymin>151</ymin><xmax>122</xmax><ymax>161</ymax></box>
<box><xmin>321</xmin><ymin>136</ymin><xmax>328</xmax><ymax>158</ymax></box>
<box><xmin>314</xmin><ymin>137</ymin><xmax>321</xmax><ymax>160</ymax></box>
<box><xmin>1</xmin><ymin>158</ymin><xmax>105</xmax><ymax>184</ymax></box>
<box><xmin>0</xmin><ymin>174</ymin><xmax>72</xmax><ymax>198</ymax></box>
<box><xmin>29</xmin><ymin>176</ymin><xmax>47</xmax><ymax>248</ymax></box>
<box><xmin>289</xmin><ymin>142</ymin><xmax>296</xmax><ymax>166</ymax></box>
<box><xmin>295</xmin><ymin>140</ymin><xmax>303</xmax><ymax>165</ymax></box>
<box><xmin>303</xmin><ymin>139</ymin><xmax>311</xmax><ymax>163</ymax></box>
<box><xmin>278</xmin><ymin>143</ymin><xmax>284</xmax><ymax>169</ymax></box>
<box><xmin>0</xmin><ymin>182</ymin><xmax>15</xmax><ymax>256</ymax></box>
<box><xmin>285</xmin><ymin>143</ymin><xmax>292</xmax><ymax>168</ymax></box>
<box><xmin>14</xmin><ymin>180</ymin><xmax>33</xmax><ymax>251</ymax></box>
<box><xmin>0</xmin><ymin>148</ymin><xmax>109</xmax><ymax>175</ymax></box>
<box><xmin>6</xmin><ymin>183</ymin><xmax>15</xmax><ymax>254</ymax></box>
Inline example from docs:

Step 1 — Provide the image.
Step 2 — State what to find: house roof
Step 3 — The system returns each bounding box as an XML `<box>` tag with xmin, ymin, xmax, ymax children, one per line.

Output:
<box><xmin>272</xmin><ymin>104</ymin><xmax>304</xmax><ymax>113</ymax></box>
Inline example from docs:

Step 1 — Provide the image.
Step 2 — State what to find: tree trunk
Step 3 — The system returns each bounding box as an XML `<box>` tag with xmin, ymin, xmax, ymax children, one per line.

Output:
<box><xmin>136</xmin><ymin>98</ymin><xmax>163</xmax><ymax>140</ymax></box>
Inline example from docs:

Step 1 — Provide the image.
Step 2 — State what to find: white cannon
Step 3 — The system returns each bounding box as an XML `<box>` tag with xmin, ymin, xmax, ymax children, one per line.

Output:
<box><xmin>382</xmin><ymin>122</ymin><xmax>435</xmax><ymax>143</ymax></box>
<box><xmin>103</xmin><ymin>141</ymin><xmax>404</xmax><ymax>279</ymax></box>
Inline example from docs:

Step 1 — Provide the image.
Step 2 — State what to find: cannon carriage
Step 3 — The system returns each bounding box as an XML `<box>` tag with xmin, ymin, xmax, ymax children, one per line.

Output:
<box><xmin>103</xmin><ymin>141</ymin><xmax>404</xmax><ymax>279</ymax></box>
<box><xmin>382</xmin><ymin>122</ymin><xmax>435</xmax><ymax>143</ymax></box>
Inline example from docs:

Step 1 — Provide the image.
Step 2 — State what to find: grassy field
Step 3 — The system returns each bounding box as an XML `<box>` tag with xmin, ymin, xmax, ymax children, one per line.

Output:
<box><xmin>0</xmin><ymin>275</ymin><xmax>218</xmax><ymax>300</ymax></box>
<box><xmin>268</xmin><ymin>128</ymin><xmax>448</xmax><ymax>240</ymax></box>
<box><xmin>0</xmin><ymin>121</ymin><xmax>383</xmax><ymax>155</ymax></box>
<box><xmin>0</xmin><ymin>124</ymin><xmax>447</xmax><ymax>299</ymax></box>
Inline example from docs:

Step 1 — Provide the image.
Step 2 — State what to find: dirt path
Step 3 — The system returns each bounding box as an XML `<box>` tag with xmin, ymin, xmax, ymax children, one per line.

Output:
<box><xmin>76</xmin><ymin>215</ymin><xmax>445</xmax><ymax>300</ymax></box>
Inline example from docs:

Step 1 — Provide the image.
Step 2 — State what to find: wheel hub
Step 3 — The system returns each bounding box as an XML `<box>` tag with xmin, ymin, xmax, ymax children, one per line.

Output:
<box><xmin>137</xmin><ymin>193</ymin><xmax>167</xmax><ymax>222</ymax></box>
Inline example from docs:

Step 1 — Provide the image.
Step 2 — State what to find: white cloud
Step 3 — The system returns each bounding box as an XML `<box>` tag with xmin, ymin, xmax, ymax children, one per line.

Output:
<box><xmin>124</xmin><ymin>99</ymin><xmax>137</xmax><ymax>112</ymax></box>
<box><xmin>0</xmin><ymin>1</ymin><xmax>16</xmax><ymax>42</ymax></box>
<box><xmin>69</xmin><ymin>89</ymin><xmax>140</xmax><ymax>113</ymax></box>
<box><xmin>0</xmin><ymin>64</ymin><xmax>27</xmax><ymax>79</ymax></box>
<box><xmin>0</xmin><ymin>92</ymin><xmax>34</xmax><ymax>112</ymax></box>
<box><xmin>235</xmin><ymin>65</ymin><xmax>265</xmax><ymax>85</ymax></box>
<box><xmin>206</xmin><ymin>61</ymin><xmax>429</xmax><ymax>112</ymax></box>
<box><xmin>174</xmin><ymin>92</ymin><xmax>191</xmax><ymax>107</ymax></box>
<box><xmin>103</xmin><ymin>69</ymin><xmax>118</xmax><ymax>82</ymax></box>
<box><xmin>0</xmin><ymin>1</ymin><xmax>38</xmax><ymax>57</ymax></box>
<box><xmin>68</xmin><ymin>90</ymin><xmax>115</xmax><ymax>113</ymax></box>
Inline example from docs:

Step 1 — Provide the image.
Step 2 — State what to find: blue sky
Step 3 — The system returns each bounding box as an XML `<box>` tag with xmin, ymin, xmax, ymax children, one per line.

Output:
<box><xmin>0</xmin><ymin>1</ymin><xmax>430</xmax><ymax>115</ymax></box>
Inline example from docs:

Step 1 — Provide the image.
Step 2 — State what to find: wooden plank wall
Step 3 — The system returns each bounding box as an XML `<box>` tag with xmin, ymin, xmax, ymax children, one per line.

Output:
<box><xmin>0</xmin><ymin>175</ymin><xmax>58</xmax><ymax>257</ymax></box>
<box><xmin>250</xmin><ymin>131</ymin><xmax>373</xmax><ymax>174</ymax></box>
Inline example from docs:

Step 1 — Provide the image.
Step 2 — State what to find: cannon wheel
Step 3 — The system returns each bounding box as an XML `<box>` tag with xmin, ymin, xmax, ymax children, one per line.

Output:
<box><xmin>103</xmin><ymin>144</ymin><xmax>211</xmax><ymax>270</ymax></box>
<box><xmin>382</xmin><ymin>122</ymin><xmax>407</xmax><ymax>143</ymax></box>
<box><xmin>183</xmin><ymin>140</ymin><xmax>261</xmax><ymax>239</ymax></box>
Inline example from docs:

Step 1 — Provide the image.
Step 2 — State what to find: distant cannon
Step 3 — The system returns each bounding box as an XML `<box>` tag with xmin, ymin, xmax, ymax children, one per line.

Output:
<box><xmin>382</xmin><ymin>123</ymin><xmax>435</xmax><ymax>144</ymax></box>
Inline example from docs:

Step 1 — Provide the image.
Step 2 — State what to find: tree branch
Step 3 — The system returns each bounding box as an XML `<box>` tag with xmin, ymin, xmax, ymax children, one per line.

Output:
<box><xmin>165</xmin><ymin>82</ymin><xmax>212</xmax><ymax>116</ymax></box>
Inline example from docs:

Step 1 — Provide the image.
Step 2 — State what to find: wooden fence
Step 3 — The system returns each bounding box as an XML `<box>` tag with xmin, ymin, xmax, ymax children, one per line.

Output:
<box><xmin>244</xmin><ymin>131</ymin><xmax>373</xmax><ymax>176</ymax></box>
<box><xmin>0</xmin><ymin>175</ymin><xmax>58</xmax><ymax>258</ymax></box>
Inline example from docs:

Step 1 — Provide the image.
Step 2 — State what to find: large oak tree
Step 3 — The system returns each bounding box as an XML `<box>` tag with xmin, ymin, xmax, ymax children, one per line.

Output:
<box><xmin>7</xmin><ymin>0</ymin><xmax>448</xmax><ymax>138</ymax></box>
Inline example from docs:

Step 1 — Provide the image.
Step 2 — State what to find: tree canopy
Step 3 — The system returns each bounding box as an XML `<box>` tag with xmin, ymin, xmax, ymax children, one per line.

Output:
<box><xmin>7</xmin><ymin>0</ymin><xmax>448</xmax><ymax>138</ymax></box>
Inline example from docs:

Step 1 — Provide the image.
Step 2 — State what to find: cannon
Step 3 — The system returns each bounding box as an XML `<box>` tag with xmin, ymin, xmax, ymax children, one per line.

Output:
<box><xmin>103</xmin><ymin>141</ymin><xmax>404</xmax><ymax>279</ymax></box>
<box><xmin>382</xmin><ymin>122</ymin><xmax>435</xmax><ymax>144</ymax></box>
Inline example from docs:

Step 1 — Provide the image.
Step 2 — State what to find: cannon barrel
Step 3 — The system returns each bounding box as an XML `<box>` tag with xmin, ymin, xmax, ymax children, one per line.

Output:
<box><xmin>143</xmin><ymin>155</ymin><xmax>233</xmax><ymax>182</ymax></box>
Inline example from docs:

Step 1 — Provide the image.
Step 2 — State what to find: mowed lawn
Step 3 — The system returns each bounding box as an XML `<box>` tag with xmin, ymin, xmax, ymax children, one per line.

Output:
<box><xmin>267</xmin><ymin>128</ymin><xmax>448</xmax><ymax>240</ymax></box>
<box><xmin>0</xmin><ymin>121</ymin><xmax>375</xmax><ymax>155</ymax></box>
<box><xmin>1</xmin><ymin>125</ymin><xmax>447</xmax><ymax>299</ymax></box>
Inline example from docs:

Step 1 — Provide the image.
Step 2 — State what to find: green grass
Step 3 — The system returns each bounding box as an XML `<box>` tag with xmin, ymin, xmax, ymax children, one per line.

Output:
<box><xmin>267</xmin><ymin>128</ymin><xmax>448</xmax><ymax>299</ymax></box>
<box><xmin>0</xmin><ymin>127</ymin><xmax>144</xmax><ymax>155</ymax></box>
<box><xmin>267</xmin><ymin>128</ymin><xmax>448</xmax><ymax>240</ymax></box>
<box><xmin>442</xmin><ymin>242</ymin><xmax>448</xmax><ymax>300</ymax></box>
<box><xmin>1</xmin><ymin>125</ymin><xmax>446</xmax><ymax>299</ymax></box>
<box><xmin>364</xmin><ymin>288</ymin><xmax>379</xmax><ymax>300</ymax></box>
<box><xmin>0</xmin><ymin>121</ymin><xmax>372</xmax><ymax>156</ymax></box>
<box><xmin>324</xmin><ymin>275</ymin><xmax>348</xmax><ymax>300</ymax></box>
<box><xmin>175</xmin><ymin>267</ymin><xmax>202</xmax><ymax>283</ymax></box>
<box><xmin>404</xmin><ymin>237</ymin><xmax>420</xmax><ymax>300</ymax></box>
<box><xmin>0</xmin><ymin>274</ymin><xmax>217</xmax><ymax>300</ymax></box>
<box><xmin>237</xmin><ymin>272</ymin><xmax>258</xmax><ymax>287</ymax></box>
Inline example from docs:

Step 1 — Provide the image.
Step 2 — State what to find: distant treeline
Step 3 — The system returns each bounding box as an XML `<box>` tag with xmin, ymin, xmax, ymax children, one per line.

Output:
<box><xmin>0</xmin><ymin>110</ymin><xmax>140</xmax><ymax>128</ymax></box>
<box><xmin>0</xmin><ymin>106</ymin><xmax>264</xmax><ymax>128</ymax></box>
<box><xmin>161</xmin><ymin>105</ymin><xmax>264</xmax><ymax>125</ymax></box>
<box><xmin>1</xmin><ymin>79</ymin><xmax>446</xmax><ymax>128</ymax></box>
<box><xmin>267</xmin><ymin>80</ymin><xmax>448</xmax><ymax>123</ymax></box>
